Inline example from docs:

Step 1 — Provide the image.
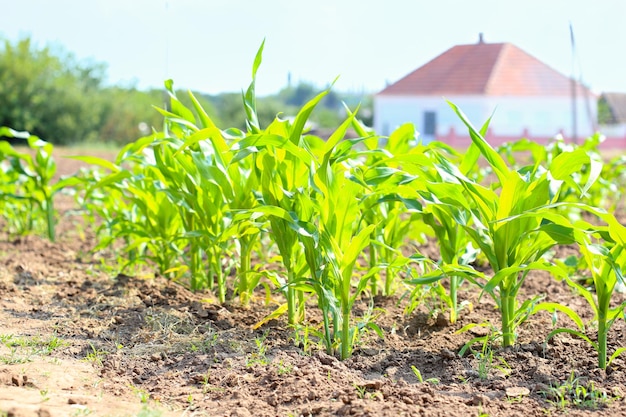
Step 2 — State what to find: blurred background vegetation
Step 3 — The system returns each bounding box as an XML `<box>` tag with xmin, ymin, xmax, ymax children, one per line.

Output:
<box><xmin>0</xmin><ymin>37</ymin><xmax>373</xmax><ymax>145</ymax></box>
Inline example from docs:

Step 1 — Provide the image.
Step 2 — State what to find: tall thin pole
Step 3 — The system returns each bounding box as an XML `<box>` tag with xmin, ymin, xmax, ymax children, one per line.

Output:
<box><xmin>570</xmin><ymin>22</ymin><xmax>578</xmax><ymax>144</ymax></box>
<box><xmin>164</xmin><ymin>1</ymin><xmax>170</xmax><ymax>110</ymax></box>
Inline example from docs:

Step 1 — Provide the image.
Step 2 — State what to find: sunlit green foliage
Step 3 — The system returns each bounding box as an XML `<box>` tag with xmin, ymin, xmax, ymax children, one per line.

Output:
<box><xmin>2</xmin><ymin>42</ymin><xmax>625</xmax><ymax>366</ymax></box>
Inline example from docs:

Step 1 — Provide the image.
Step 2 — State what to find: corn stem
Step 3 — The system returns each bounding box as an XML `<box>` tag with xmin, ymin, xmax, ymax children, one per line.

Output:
<box><xmin>44</xmin><ymin>194</ymin><xmax>55</xmax><ymax>242</ymax></box>
<box><xmin>500</xmin><ymin>288</ymin><xmax>515</xmax><ymax>347</ymax></box>
<box><xmin>449</xmin><ymin>276</ymin><xmax>459</xmax><ymax>324</ymax></box>
<box><xmin>597</xmin><ymin>293</ymin><xmax>610</xmax><ymax>369</ymax></box>
<box><xmin>238</xmin><ymin>238</ymin><xmax>253</xmax><ymax>306</ymax></box>
<box><xmin>341</xmin><ymin>305</ymin><xmax>351</xmax><ymax>360</ymax></box>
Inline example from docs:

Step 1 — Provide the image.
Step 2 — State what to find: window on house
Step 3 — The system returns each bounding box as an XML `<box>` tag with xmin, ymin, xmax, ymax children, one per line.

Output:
<box><xmin>423</xmin><ymin>111</ymin><xmax>436</xmax><ymax>136</ymax></box>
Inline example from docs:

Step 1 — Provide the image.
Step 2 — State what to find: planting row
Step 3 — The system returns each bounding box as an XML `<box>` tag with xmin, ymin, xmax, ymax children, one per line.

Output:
<box><xmin>2</xmin><ymin>43</ymin><xmax>626</xmax><ymax>365</ymax></box>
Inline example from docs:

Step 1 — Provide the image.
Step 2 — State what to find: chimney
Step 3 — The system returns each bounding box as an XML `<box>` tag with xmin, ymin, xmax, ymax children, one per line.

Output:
<box><xmin>478</xmin><ymin>33</ymin><xmax>485</xmax><ymax>44</ymax></box>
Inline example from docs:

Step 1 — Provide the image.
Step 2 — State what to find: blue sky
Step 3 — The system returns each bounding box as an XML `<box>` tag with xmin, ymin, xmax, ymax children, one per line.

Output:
<box><xmin>2</xmin><ymin>0</ymin><xmax>625</xmax><ymax>96</ymax></box>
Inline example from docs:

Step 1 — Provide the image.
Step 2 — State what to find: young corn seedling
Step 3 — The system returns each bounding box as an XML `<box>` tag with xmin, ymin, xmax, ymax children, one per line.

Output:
<box><xmin>73</xmin><ymin>148</ymin><xmax>185</xmax><ymax>278</ymax></box>
<box><xmin>0</xmin><ymin>151</ymin><xmax>38</xmax><ymax>236</ymax></box>
<box><xmin>411</xmin><ymin>141</ymin><xmax>482</xmax><ymax>324</ymax></box>
<box><xmin>541</xmin><ymin>212</ymin><xmax>626</xmax><ymax>369</ymax></box>
<box><xmin>296</xmin><ymin>179</ymin><xmax>377</xmax><ymax>359</ymax></box>
<box><xmin>352</xmin><ymin>121</ymin><xmax>424</xmax><ymax>296</ymax></box>
<box><xmin>239</xmin><ymin>103</ymin><xmax>384</xmax><ymax>357</ymax></box>
<box><xmin>152</xmin><ymin>134</ymin><xmax>235</xmax><ymax>297</ymax></box>
<box><xmin>0</xmin><ymin>127</ymin><xmax>77</xmax><ymax>241</ymax></box>
<box><xmin>312</xmin><ymin>128</ymin><xmax>378</xmax><ymax>360</ymax></box>
<box><xmin>230</xmin><ymin>40</ymin><xmax>353</xmax><ymax>321</ymax></box>
<box><xmin>298</xmin><ymin>109</ymin><xmax>416</xmax><ymax>359</ymax></box>
<box><xmin>357</xmin><ymin>123</ymin><xmax>432</xmax><ymax>297</ymax></box>
<box><xmin>412</xmin><ymin>102</ymin><xmax>601</xmax><ymax>347</ymax></box>
<box><xmin>419</xmin><ymin>201</ymin><xmax>477</xmax><ymax>324</ymax></box>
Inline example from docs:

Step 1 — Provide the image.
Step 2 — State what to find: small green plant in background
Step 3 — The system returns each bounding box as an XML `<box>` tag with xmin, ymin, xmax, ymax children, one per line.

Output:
<box><xmin>83</xmin><ymin>343</ymin><xmax>108</xmax><ymax>366</ymax></box>
<box><xmin>0</xmin><ymin>127</ymin><xmax>77</xmax><ymax>241</ymax></box>
<box><xmin>411</xmin><ymin>365</ymin><xmax>440</xmax><ymax>384</ymax></box>
<box><xmin>0</xmin><ymin>334</ymin><xmax>68</xmax><ymax>363</ymax></box>
<box><xmin>477</xmin><ymin>408</ymin><xmax>490</xmax><ymax>417</ymax></box>
<box><xmin>136</xmin><ymin>406</ymin><xmax>164</xmax><ymax>417</ymax></box>
<box><xmin>457</xmin><ymin>324</ymin><xmax>510</xmax><ymax>380</ymax></box>
<box><xmin>39</xmin><ymin>388</ymin><xmax>50</xmax><ymax>402</ymax></box>
<box><xmin>276</xmin><ymin>360</ymin><xmax>293</xmax><ymax>375</ymax></box>
<box><xmin>542</xmin><ymin>372</ymin><xmax>613</xmax><ymax>410</ymax></box>
<box><xmin>130</xmin><ymin>385</ymin><xmax>151</xmax><ymax>404</ymax></box>
<box><xmin>245</xmin><ymin>330</ymin><xmax>270</xmax><ymax>367</ymax></box>
<box><xmin>353</xmin><ymin>383</ymin><xmax>367</xmax><ymax>399</ymax></box>
<box><xmin>541</xmin><ymin>212</ymin><xmax>626</xmax><ymax>369</ymax></box>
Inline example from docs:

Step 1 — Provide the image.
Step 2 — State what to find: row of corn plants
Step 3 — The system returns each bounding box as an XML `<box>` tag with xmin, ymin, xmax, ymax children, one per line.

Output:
<box><xmin>0</xmin><ymin>127</ymin><xmax>79</xmax><ymax>241</ymax></box>
<box><xmin>2</xmin><ymin>43</ymin><xmax>626</xmax><ymax>365</ymax></box>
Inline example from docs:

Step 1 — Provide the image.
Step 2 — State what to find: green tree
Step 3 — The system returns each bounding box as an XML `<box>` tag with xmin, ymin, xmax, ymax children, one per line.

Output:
<box><xmin>597</xmin><ymin>96</ymin><xmax>614</xmax><ymax>125</ymax></box>
<box><xmin>97</xmin><ymin>87</ymin><xmax>164</xmax><ymax>144</ymax></box>
<box><xmin>0</xmin><ymin>37</ymin><xmax>105</xmax><ymax>144</ymax></box>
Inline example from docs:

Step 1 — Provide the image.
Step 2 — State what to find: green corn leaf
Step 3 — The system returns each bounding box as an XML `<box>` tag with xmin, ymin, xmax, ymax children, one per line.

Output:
<box><xmin>289</xmin><ymin>89</ymin><xmax>329</xmax><ymax>145</ymax></box>
<box><xmin>163</xmin><ymin>80</ymin><xmax>197</xmax><ymax>124</ymax></box>
<box><xmin>323</xmin><ymin>105</ymin><xmax>358</xmax><ymax>156</ymax></box>
<box><xmin>0</xmin><ymin>126</ymin><xmax>30</xmax><ymax>139</ymax></box>
<box><xmin>86</xmin><ymin>170</ymin><xmax>132</xmax><ymax>199</ymax></box>
<box><xmin>251</xmin><ymin>39</ymin><xmax>265</xmax><ymax>80</ymax></box>
<box><xmin>174</xmin><ymin>127</ymin><xmax>225</xmax><ymax>156</ymax></box>
<box><xmin>373</xmin><ymin>193</ymin><xmax>422</xmax><ymax>212</ymax></box>
<box><xmin>484</xmin><ymin>261</ymin><xmax>567</xmax><ymax>294</ymax></box>
<box><xmin>446</xmin><ymin>100</ymin><xmax>509</xmax><ymax>184</ymax></box>
<box><xmin>252</xmin><ymin>303</ymin><xmax>288</xmax><ymax>330</ymax></box>
<box><xmin>550</xmin><ymin>148</ymin><xmax>603</xmax><ymax>196</ymax></box>
<box><xmin>538</xmin><ymin>222</ymin><xmax>577</xmax><ymax>245</ymax></box>
<box><xmin>546</xmin><ymin>328</ymin><xmax>598</xmax><ymax>351</ymax></box>
<box><xmin>386</xmin><ymin>123</ymin><xmax>414</xmax><ymax>155</ymax></box>
<box><xmin>608</xmin><ymin>347</ymin><xmax>626</xmax><ymax>366</ymax></box>
<box><xmin>343</xmin><ymin>104</ymin><xmax>377</xmax><ymax>150</ymax></box>
<box><xmin>231</xmin><ymin>134</ymin><xmax>313</xmax><ymax>166</ymax></box>
<box><xmin>115</xmin><ymin>134</ymin><xmax>161</xmax><ymax>165</ymax></box>
<box><xmin>340</xmin><ymin>224</ymin><xmax>376</xmax><ymax>277</ymax></box>
<box><xmin>67</xmin><ymin>155</ymin><xmax>121</xmax><ymax>173</ymax></box>
<box><xmin>362</xmin><ymin>167</ymin><xmax>418</xmax><ymax>187</ymax></box>
<box><xmin>532</xmin><ymin>302</ymin><xmax>585</xmax><ymax>331</ymax></box>
<box><xmin>188</xmin><ymin>90</ymin><xmax>216</xmax><ymax>129</ymax></box>
<box><xmin>242</xmin><ymin>39</ymin><xmax>265</xmax><ymax>133</ymax></box>
<box><xmin>459</xmin><ymin>142</ymin><xmax>480</xmax><ymax>176</ymax></box>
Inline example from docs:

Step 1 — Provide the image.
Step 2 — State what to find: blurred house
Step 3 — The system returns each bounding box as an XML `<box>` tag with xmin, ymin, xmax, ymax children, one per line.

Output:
<box><xmin>374</xmin><ymin>35</ymin><xmax>601</xmax><ymax>147</ymax></box>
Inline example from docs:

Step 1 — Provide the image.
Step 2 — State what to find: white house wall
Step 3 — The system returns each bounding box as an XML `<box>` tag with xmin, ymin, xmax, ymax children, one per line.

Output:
<box><xmin>485</xmin><ymin>96</ymin><xmax>597</xmax><ymax>138</ymax></box>
<box><xmin>374</xmin><ymin>95</ymin><xmax>597</xmax><ymax>143</ymax></box>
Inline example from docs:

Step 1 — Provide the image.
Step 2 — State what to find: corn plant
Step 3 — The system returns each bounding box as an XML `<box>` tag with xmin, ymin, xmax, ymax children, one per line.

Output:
<box><xmin>0</xmin><ymin>149</ymin><xmax>39</xmax><ymax>236</ymax></box>
<box><xmin>72</xmin><ymin>147</ymin><xmax>185</xmax><ymax>277</ymax></box>
<box><xmin>257</xmin><ymin>114</ymin><xmax>380</xmax><ymax>359</ymax></box>
<box><xmin>411</xmin><ymin>142</ymin><xmax>483</xmax><ymax>324</ymax></box>
<box><xmin>540</xmin><ymin>211</ymin><xmax>626</xmax><ymax>369</ymax></box>
<box><xmin>0</xmin><ymin>127</ymin><xmax>76</xmax><ymax>241</ymax></box>
<box><xmin>411</xmin><ymin>102</ymin><xmax>602</xmax><ymax>347</ymax></box>
<box><xmin>309</xmin><ymin>118</ymin><xmax>377</xmax><ymax>359</ymax></box>
<box><xmin>231</xmin><ymin>67</ymin><xmax>396</xmax><ymax>355</ymax></box>
<box><xmin>231</xmin><ymin>113</ymin><xmax>321</xmax><ymax>322</ymax></box>
<box><xmin>418</xmin><ymin>200</ymin><xmax>477</xmax><ymax>324</ymax></box>
<box><xmin>355</xmin><ymin>122</ymin><xmax>431</xmax><ymax>297</ymax></box>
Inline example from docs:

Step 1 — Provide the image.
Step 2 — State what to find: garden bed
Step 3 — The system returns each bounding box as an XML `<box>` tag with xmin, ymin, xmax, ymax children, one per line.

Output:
<box><xmin>0</xmin><ymin>154</ymin><xmax>625</xmax><ymax>417</ymax></box>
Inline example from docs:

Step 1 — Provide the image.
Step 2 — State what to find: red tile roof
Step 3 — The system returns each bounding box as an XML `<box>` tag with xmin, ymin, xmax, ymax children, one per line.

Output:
<box><xmin>378</xmin><ymin>41</ymin><xmax>592</xmax><ymax>97</ymax></box>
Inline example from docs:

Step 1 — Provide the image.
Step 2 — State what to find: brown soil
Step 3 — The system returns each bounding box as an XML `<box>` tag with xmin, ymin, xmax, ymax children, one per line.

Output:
<box><xmin>1</xmin><ymin>151</ymin><xmax>626</xmax><ymax>417</ymax></box>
